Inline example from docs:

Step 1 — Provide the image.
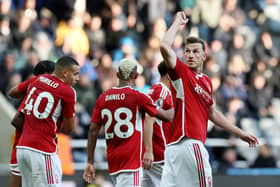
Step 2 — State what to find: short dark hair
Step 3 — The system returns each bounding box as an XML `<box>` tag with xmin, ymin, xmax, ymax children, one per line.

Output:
<box><xmin>185</xmin><ymin>36</ymin><xmax>206</xmax><ymax>51</ymax></box>
<box><xmin>158</xmin><ymin>61</ymin><xmax>168</xmax><ymax>76</ymax></box>
<box><xmin>33</xmin><ymin>60</ymin><xmax>55</xmax><ymax>75</ymax></box>
<box><xmin>55</xmin><ymin>56</ymin><xmax>79</xmax><ymax>71</ymax></box>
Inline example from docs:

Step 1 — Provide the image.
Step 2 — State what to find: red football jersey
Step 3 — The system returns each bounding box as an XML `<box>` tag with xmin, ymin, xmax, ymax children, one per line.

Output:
<box><xmin>148</xmin><ymin>82</ymin><xmax>173</xmax><ymax>163</ymax></box>
<box><xmin>91</xmin><ymin>86</ymin><xmax>159</xmax><ymax>175</ymax></box>
<box><xmin>18</xmin><ymin>75</ymin><xmax>39</xmax><ymax>94</ymax></box>
<box><xmin>11</xmin><ymin>75</ymin><xmax>40</xmax><ymax>166</ymax></box>
<box><xmin>17</xmin><ymin>74</ymin><xmax>76</xmax><ymax>154</ymax></box>
<box><xmin>167</xmin><ymin>58</ymin><xmax>213</xmax><ymax>144</ymax></box>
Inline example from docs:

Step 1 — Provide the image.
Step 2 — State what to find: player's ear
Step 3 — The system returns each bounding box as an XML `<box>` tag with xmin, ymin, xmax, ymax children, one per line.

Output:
<box><xmin>133</xmin><ymin>72</ymin><xmax>138</xmax><ymax>79</ymax></box>
<box><xmin>202</xmin><ymin>52</ymin><xmax>207</xmax><ymax>62</ymax></box>
<box><xmin>116</xmin><ymin>72</ymin><xmax>120</xmax><ymax>79</ymax></box>
<box><xmin>62</xmin><ymin>68</ymin><xmax>67</xmax><ymax>77</ymax></box>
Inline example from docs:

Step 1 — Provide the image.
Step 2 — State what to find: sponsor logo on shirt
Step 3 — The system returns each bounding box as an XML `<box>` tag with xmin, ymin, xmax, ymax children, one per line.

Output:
<box><xmin>194</xmin><ymin>83</ymin><xmax>211</xmax><ymax>104</ymax></box>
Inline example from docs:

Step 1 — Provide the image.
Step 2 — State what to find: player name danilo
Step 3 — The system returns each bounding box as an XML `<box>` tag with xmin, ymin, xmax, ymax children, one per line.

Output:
<box><xmin>105</xmin><ymin>93</ymin><xmax>125</xmax><ymax>101</ymax></box>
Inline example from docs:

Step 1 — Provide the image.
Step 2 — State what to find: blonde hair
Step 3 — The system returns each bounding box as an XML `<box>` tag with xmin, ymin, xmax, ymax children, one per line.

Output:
<box><xmin>118</xmin><ymin>58</ymin><xmax>138</xmax><ymax>80</ymax></box>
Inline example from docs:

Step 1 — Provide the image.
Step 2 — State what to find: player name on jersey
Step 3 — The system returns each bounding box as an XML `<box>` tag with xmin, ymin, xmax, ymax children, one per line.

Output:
<box><xmin>39</xmin><ymin>76</ymin><xmax>59</xmax><ymax>88</ymax></box>
<box><xmin>105</xmin><ymin>93</ymin><xmax>125</xmax><ymax>101</ymax></box>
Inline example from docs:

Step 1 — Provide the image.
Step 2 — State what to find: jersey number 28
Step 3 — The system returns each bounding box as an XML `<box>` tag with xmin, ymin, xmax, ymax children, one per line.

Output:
<box><xmin>101</xmin><ymin>107</ymin><xmax>134</xmax><ymax>139</ymax></box>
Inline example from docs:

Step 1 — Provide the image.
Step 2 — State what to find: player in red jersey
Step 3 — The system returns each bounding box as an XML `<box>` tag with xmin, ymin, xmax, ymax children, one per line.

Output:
<box><xmin>83</xmin><ymin>58</ymin><xmax>174</xmax><ymax>187</ymax></box>
<box><xmin>142</xmin><ymin>62</ymin><xmax>173</xmax><ymax>187</ymax></box>
<box><xmin>8</xmin><ymin>60</ymin><xmax>55</xmax><ymax>187</ymax></box>
<box><xmin>16</xmin><ymin>56</ymin><xmax>79</xmax><ymax>187</ymax></box>
<box><xmin>159</xmin><ymin>12</ymin><xmax>259</xmax><ymax>187</ymax></box>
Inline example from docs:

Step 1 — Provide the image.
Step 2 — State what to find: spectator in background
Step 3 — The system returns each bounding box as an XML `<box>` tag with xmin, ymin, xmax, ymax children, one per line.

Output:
<box><xmin>222</xmin><ymin>0</ymin><xmax>246</xmax><ymax>28</ymax></box>
<box><xmin>96</xmin><ymin>53</ymin><xmax>117</xmax><ymax>92</ymax></box>
<box><xmin>10</xmin><ymin>10</ymin><xmax>33</xmax><ymax>50</ymax></box>
<box><xmin>209</xmin><ymin>39</ymin><xmax>228</xmax><ymax>74</ymax></box>
<box><xmin>19</xmin><ymin>52</ymin><xmax>40</xmax><ymax>81</ymax></box>
<box><xmin>213</xmin><ymin>14</ymin><xmax>234</xmax><ymax>50</ymax></box>
<box><xmin>246</xmin><ymin>73</ymin><xmax>273</xmax><ymax>119</ymax></box>
<box><xmin>134</xmin><ymin>74</ymin><xmax>150</xmax><ymax>94</ymax></box>
<box><xmin>112</xmin><ymin>36</ymin><xmax>137</xmax><ymax>64</ymax></box>
<box><xmin>191</xmin><ymin>0</ymin><xmax>223</xmax><ymax>42</ymax></box>
<box><xmin>254</xmin><ymin>31</ymin><xmax>279</xmax><ymax>64</ymax></box>
<box><xmin>0</xmin><ymin>14</ymin><xmax>11</xmax><ymax>48</ymax></box>
<box><xmin>32</xmin><ymin>31</ymin><xmax>56</xmax><ymax>61</ymax></box>
<box><xmin>85</xmin><ymin>14</ymin><xmax>106</xmax><ymax>60</ymax></box>
<box><xmin>74</xmin><ymin>73</ymin><xmax>97</xmax><ymax>114</ymax></box>
<box><xmin>228</xmin><ymin>32</ymin><xmax>254</xmax><ymax>68</ymax></box>
<box><xmin>126</xmin><ymin>13</ymin><xmax>142</xmax><ymax>50</ymax></box>
<box><xmin>0</xmin><ymin>51</ymin><xmax>16</xmax><ymax>94</ymax></box>
<box><xmin>220</xmin><ymin>74</ymin><xmax>247</xmax><ymax>103</ymax></box>
<box><xmin>151</xmin><ymin>18</ymin><xmax>167</xmax><ymax>40</ymax></box>
<box><xmin>33</xmin><ymin>8</ymin><xmax>56</xmax><ymax>40</ymax></box>
<box><xmin>217</xmin><ymin>147</ymin><xmax>239</xmax><ymax>174</ymax></box>
<box><xmin>55</xmin><ymin>15</ymin><xmax>89</xmax><ymax>56</ymax></box>
<box><xmin>251</xmin><ymin>143</ymin><xmax>277</xmax><ymax>168</ymax></box>
<box><xmin>226</xmin><ymin>54</ymin><xmax>248</xmax><ymax>84</ymax></box>
<box><xmin>105</xmin><ymin>17</ymin><xmax>125</xmax><ymax>53</ymax></box>
<box><xmin>203</xmin><ymin>55</ymin><xmax>221</xmax><ymax>78</ymax></box>
<box><xmin>74</xmin><ymin>53</ymin><xmax>97</xmax><ymax>82</ymax></box>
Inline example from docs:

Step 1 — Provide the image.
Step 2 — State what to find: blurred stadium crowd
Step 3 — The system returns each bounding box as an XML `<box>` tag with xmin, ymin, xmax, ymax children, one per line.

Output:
<box><xmin>1</xmin><ymin>0</ymin><xmax>280</xmax><ymax>183</ymax></box>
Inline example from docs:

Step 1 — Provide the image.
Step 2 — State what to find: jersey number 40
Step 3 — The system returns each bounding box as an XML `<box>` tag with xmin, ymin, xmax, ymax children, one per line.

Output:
<box><xmin>24</xmin><ymin>87</ymin><xmax>55</xmax><ymax>119</ymax></box>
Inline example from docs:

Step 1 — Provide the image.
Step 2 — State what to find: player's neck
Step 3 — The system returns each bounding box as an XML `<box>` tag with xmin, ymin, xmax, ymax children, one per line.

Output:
<box><xmin>118</xmin><ymin>80</ymin><xmax>133</xmax><ymax>87</ymax></box>
<box><xmin>52</xmin><ymin>73</ymin><xmax>65</xmax><ymax>82</ymax></box>
<box><xmin>160</xmin><ymin>77</ymin><xmax>170</xmax><ymax>89</ymax></box>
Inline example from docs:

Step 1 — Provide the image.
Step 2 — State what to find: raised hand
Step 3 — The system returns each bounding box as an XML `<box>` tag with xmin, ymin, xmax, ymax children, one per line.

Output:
<box><xmin>174</xmin><ymin>11</ymin><xmax>189</xmax><ymax>26</ymax></box>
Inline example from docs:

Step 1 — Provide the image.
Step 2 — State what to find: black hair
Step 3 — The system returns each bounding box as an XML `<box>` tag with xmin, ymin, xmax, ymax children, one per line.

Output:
<box><xmin>158</xmin><ymin>61</ymin><xmax>168</xmax><ymax>76</ymax></box>
<box><xmin>33</xmin><ymin>60</ymin><xmax>55</xmax><ymax>75</ymax></box>
<box><xmin>55</xmin><ymin>56</ymin><xmax>79</xmax><ymax>71</ymax></box>
<box><xmin>185</xmin><ymin>36</ymin><xmax>206</xmax><ymax>52</ymax></box>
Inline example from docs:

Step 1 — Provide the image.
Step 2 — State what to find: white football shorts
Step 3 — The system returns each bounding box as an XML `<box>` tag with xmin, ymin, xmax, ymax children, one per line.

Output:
<box><xmin>161</xmin><ymin>138</ymin><xmax>212</xmax><ymax>187</ymax></box>
<box><xmin>17</xmin><ymin>148</ymin><xmax>62</xmax><ymax>187</ymax></box>
<box><xmin>142</xmin><ymin>162</ymin><xmax>163</xmax><ymax>187</ymax></box>
<box><xmin>111</xmin><ymin>168</ymin><xmax>143</xmax><ymax>187</ymax></box>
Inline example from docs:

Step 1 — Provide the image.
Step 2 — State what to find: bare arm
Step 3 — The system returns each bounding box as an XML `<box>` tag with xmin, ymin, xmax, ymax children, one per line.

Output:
<box><xmin>143</xmin><ymin>114</ymin><xmax>155</xmax><ymax>170</ymax></box>
<box><xmin>11</xmin><ymin>111</ymin><xmax>25</xmax><ymax>131</ymax></box>
<box><xmin>156</xmin><ymin>107</ymin><xmax>174</xmax><ymax>122</ymax></box>
<box><xmin>209</xmin><ymin>104</ymin><xmax>259</xmax><ymax>147</ymax></box>
<box><xmin>61</xmin><ymin>117</ymin><xmax>75</xmax><ymax>134</ymax></box>
<box><xmin>83</xmin><ymin>122</ymin><xmax>101</xmax><ymax>183</ymax></box>
<box><xmin>8</xmin><ymin>86</ymin><xmax>25</xmax><ymax>98</ymax></box>
<box><xmin>160</xmin><ymin>11</ymin><xmax>188</xmax><ymax>69</ymax></box>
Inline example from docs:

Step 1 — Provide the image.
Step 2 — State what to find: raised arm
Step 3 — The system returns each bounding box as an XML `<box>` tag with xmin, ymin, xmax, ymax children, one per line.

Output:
<box><xmin>160</xmin><ymin>11</ymin><xmax>189</xmax><ymax>69</ymax></box>
<box><xmin>83</xmin><ymin>122</ymin><xmax>101</xmax><ymax>183</ymax></box>
<box><xmin>209</xmin><ymin>104</ymin><xmax>259</xmax><ymax>147</ymax></box>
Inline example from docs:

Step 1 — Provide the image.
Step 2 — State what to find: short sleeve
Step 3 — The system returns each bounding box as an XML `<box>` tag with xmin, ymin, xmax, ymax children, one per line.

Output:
<box><xmin>62</xmin><ymin>88</ymin><xmax>76</xmax><ymax>118</ymax></box>
<box><xmin>167</xmin><ymin>58</ymin><xmax>186</xmax><ymax>81</ymax></box>
<box><xmin>139</xmin><ymin>93</ymin><xmax>159</xmax><ymax>117</ymax></box>
<box><xmin>18</xmin><ymin>76</ymin><xmax>38</xmax><ymax>93</ymax></box>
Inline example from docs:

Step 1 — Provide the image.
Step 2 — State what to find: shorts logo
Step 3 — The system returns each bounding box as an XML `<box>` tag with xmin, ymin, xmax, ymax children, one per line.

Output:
<box><xmin>208</xmin><ymin>176</ymin><xmax>212</xmax><ymax>187</ymax></box>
